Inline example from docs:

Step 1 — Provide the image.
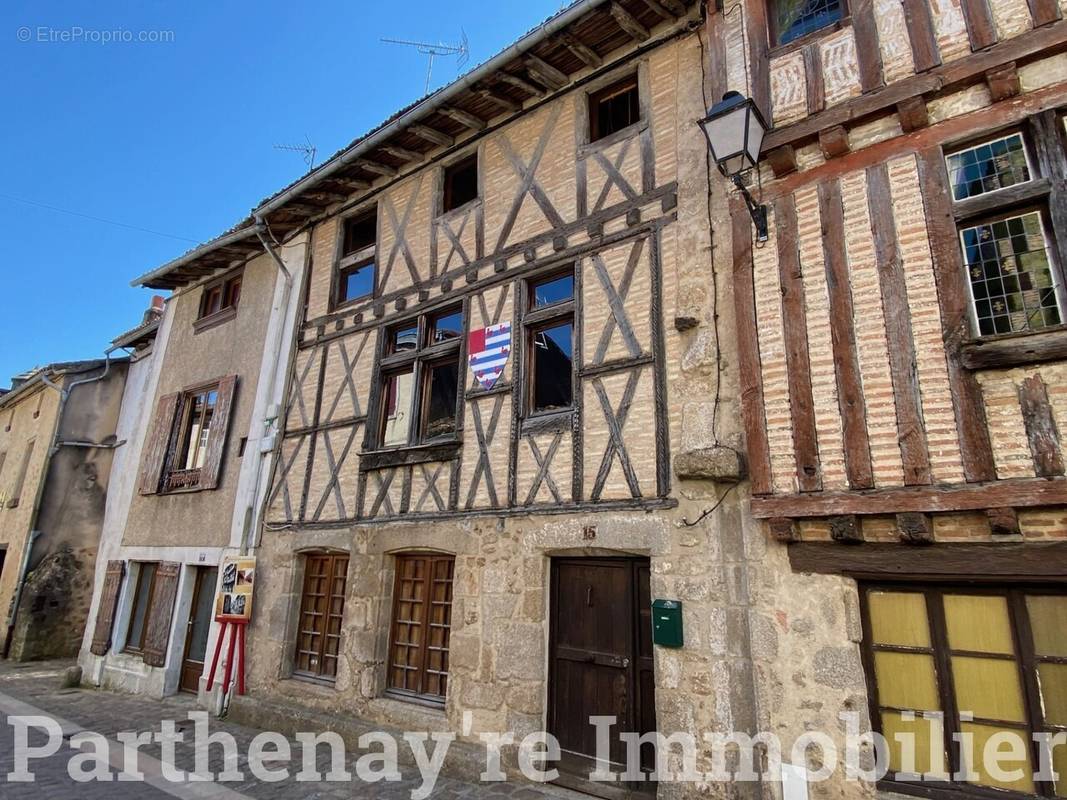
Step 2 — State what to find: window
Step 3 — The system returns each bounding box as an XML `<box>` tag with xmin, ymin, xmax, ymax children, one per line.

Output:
<box><xmin>589</xmin><ymin>76</ymin><xmax>641</xmax><ymax>143</ymax></box>
<box><xmin>948</xmin><ymin>133</ymin><xmax>1031</xmax><ymax>202</ymax></box>
<box><xmin>946</xmin><ymin>132</ymin><xmax>1064</xmax><ymax>337</ymax></box>
<box><xmin>375</xmin><ymin>307</ymin><xmax>463</xmax><ymax>448</ymax></box>
<box><xmin>861</xmin><ymin>585</ymin><xmax>1067</xmax><ymax>797</ymax></box>
<box><xmin>770</xmin><ymin>0</ymin><xmax>846</xmax><ymax>46</ymax></box>
<box><xmin>442</xmin><ymin>154</ymin><xmax>479</xmax><ymax>213</ymax></box>
<box><xmin>165</xmin><ymin>385</ymin><xmax>219</xmax><ymax>491</ymax></box>
<box><xmin>387</xmin><ymin>554</ymin><xmax>455</xmax><ymax>704</ymax></box>
<box><xmin>335</xmin><ymin>210</ymin><xmax>377</xmax><ymax>308</ymax></box>
<box><xmin>525</xmin><ymin>270</ymin><xmax>575</xmax><ymax>415</ymax></box>
<box><xmin>197</xmin><ymin>272</ymin><xmax>242</xmax><ymax>321</ymax></box>
<box><xmin>293</xmin><ymin>553</ymin><xmax>349</xmax><ymax>681</ymax></box>
<box><xmin>138</xmin><ymin>376</ymin><xmax>236</xmax><ymax>496</ymax></box>
<box><xmin>124</xmin><ymin>562</ymin><xmax>158</xmax><ymax>654</ymax></box>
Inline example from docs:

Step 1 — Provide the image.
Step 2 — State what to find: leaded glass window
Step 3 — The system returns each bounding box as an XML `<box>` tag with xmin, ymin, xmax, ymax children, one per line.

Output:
<box><xmin>947</xmin><ymin>133</ymin><xmax>1031</xmax><ymax>201</ymax></box>
<box><xmin>772</xmin><ymin>0</ymin><xmax>844</xmax><ymax>46</ymax></box>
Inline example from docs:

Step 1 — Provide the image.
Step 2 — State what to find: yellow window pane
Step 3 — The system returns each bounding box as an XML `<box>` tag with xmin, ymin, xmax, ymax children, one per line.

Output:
<box><xmin>960</xmin><ymin>722</ymin><xmax>1035</xmax><ymax>794</ymax></box>
<box><xmin>1052</xmin><ymin>733</ymin><xmax>1067</xmax><ymax>798</ymax></box>
<box><xmin>868</xmin><ymin>591</ymin><xmax>931</xmax><ymax>647</ymax></box>
<box><xmin>944</xmin><ymin>594</ymin><xmax>1015</xmax><ymax>655</ymax></box>
<box><xmin>1028</xmin><ymin>595</ymin><xmax>1067</xmax><ymax>658</ymax></box>
<box><xmin>1039</xmin><ymin>663</ymin><xmax>1067</xmax><ymax>727</ymax></box>
<box><xmin>875</xmin><ymin>651</ymin><xmax>941</xmax><ymax>711</ymax></box>
<box><xmin>952</xmin><ymin>656</ymin><xmax>1027</xmax><ymax>723</ymax></box>
<box><xmin>881</xmin><ymin>710</ymin><xmax>948</xmax><ymax>778</ymax></box>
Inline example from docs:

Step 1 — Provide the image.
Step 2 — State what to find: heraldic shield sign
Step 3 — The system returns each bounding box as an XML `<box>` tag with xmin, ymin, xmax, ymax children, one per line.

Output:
<box><xmin>468</xmin><ymin>322</ymin><xmax>512</xmax><ymax>391</ymax></box>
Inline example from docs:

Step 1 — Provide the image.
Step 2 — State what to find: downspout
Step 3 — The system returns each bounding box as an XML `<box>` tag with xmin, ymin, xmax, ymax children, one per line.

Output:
<box><xmin>4</xmin><ymin>354</ymin><xmax>116</xmax><ymax>657</ymax></box>
<box><xmin>239</xmin><ymin>219</ymin><xmax>294</xmax><ymax>556</ymax></box>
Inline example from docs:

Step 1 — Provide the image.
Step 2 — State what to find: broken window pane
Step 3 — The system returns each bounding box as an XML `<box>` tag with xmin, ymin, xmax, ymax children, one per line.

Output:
<box><xmin>532</xmin><ymin>322</ymin><xmax>573</xmax><ymax>412</ymax></box>
<box><xmin>423</xmin><ymin>360</ymin><xmax>459</xmax><ymax>439</ymax></box>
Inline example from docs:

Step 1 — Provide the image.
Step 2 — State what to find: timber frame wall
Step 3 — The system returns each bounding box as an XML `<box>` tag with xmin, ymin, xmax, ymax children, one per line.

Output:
<box><xmin>712</xmin><ymin>0</ymin><xmax>1067</xmax><ymax>549</ymax></box>
<box><xmin>263</xmin><ymin>3</ymin><xmax>704</xmax><ymax>527</ymax></box>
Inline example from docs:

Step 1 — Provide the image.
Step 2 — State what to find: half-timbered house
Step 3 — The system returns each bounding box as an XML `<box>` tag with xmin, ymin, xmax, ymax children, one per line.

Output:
<box><xmin>712</xmin><ymin>0</ymin><xmax>1067</xmax><ymax>792</ymax></box>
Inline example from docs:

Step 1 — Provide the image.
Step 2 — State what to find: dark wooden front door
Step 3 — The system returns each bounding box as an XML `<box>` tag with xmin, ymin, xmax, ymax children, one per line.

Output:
<box><xmin>548</xmin><ymin>557</ymin><xmax>656</xmax><ymax>795</ymax></box>
<box><xmin>179</xmin><ymin>566</ymin><xmax>217</xmax><ymax>694</ymax></box>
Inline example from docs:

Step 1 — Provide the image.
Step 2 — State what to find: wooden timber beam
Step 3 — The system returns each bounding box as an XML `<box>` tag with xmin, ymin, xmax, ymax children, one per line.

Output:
<box><xmin>355</xmin><ymin>158</ymin><xmax>398</xmax><ymax>177</ymax></box>
<box><xmin>497</xmin><ymin>72</ymin><xmax>547</xmax><ymax>97</ymax></box>
<box><xmin>789</xmin><ymin>541</ymin><xmax>1067</xmax><ymax>579</ymax></box>
<box><xmin>439</xmin><ymin>106</ymin><xmax>488</xmax><ymax>132</ymax></box>
<box><xmin>276</xmin><ymin>203</ymin><xmax>323</xmax><ymax>217</ymax></box>
<box><xmin>610</xmin><ymin>2</ymin><xmax>651</xmax><ymax>41</ymax></box>
<box><xmin>558</xmin><ymin>31</ymin><xmax>603</xmax><ymax>68</ymax></box>
<box><xmin>381</xmin><ymin>144</ymin><xmax>423</xmax><ymax>162</ymax></box>
<box><xmin>750</xmin><ymin>476</ymin><xmax>1067</xmax><ymax>518</ymax></box>
<box><xmin>762</xmin><ymin>19</ymin><xmax>1067</xmax><ymax>151</ymax></box>
<box><xmin>301</xmin><ymin>190</ymin><xmax>348</xmax><ymax>204</ymax></box>
<box><xmin>524</xmin><ymin>54</ymin><xmax>569</xmax><ymax>90</ymax></box>
<box><xmin>326</xmin><ymin>175</ymin><xmax>371</xmax><ymax>191</ymax></box>
<box><xmin>408</xmin><ymin>124</ymin><xmax>454</xmax><ymax>148</ymax></box>
<box><xmin>641</xmin><ymin>0</ymin><xmax>684</xmax><ymax>17</ymax></box>
<box><xmin>474</xmin><ymin>87</ymin><xmax>522</xmax><ymax>113</ymax></box>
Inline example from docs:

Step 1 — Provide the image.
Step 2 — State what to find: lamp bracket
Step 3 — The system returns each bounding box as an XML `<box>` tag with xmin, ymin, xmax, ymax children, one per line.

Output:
<box><xmin>732</xmin><ymin>173</ymin><xmax>769</xmax><ymax>243</ymax></box>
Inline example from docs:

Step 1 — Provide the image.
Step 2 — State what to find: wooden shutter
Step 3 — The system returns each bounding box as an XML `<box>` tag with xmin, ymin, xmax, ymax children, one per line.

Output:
<box><xmin>388</xmin><ymin>554</ymin><xmax>455</xmax><ymax>701</ymax></box>
<box><xmin>199</xmin><ymin>375</ymin><xmax>238</xmax><ymax>491</ymax></box>
<box><xmin>138</xmin><ymin>393</ymin><xmax>180</xmax><ymax>495</ymax></box>
<box><xmin>141</xmin><ymin>561</ymin><xmax>181</xmax><ymax>667</ymax></box>
<box><xmin>89</xmin><ymin>560</ymin><xmax>126</xmax><ymax>656</ymax></box>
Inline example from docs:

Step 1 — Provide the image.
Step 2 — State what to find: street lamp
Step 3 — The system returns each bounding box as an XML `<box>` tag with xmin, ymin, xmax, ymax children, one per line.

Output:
<box><xmin>699</xmin><ymin>91</ymin><xmax>770</xmax><ymax>242</ymax></box>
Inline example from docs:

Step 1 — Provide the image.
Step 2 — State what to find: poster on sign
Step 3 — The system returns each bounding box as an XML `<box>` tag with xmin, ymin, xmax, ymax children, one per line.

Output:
<box><xmin>215</xmin><ymin>556</ymin><xmax>256</xmax><ymax>622</ymax></box>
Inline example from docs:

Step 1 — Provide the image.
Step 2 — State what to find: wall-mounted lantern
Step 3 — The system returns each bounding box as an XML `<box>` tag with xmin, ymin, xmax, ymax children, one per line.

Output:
<box><xmin>699</xmin><ymin>91</ymin><xmax>770</xmax><ymax>242</ymax></box>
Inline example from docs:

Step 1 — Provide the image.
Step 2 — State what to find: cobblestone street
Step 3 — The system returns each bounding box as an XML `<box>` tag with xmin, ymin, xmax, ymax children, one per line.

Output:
<box><xmin>0</xmin><ymin>661</ymin><xmax>557</xmax><ymax>800</ymax></box>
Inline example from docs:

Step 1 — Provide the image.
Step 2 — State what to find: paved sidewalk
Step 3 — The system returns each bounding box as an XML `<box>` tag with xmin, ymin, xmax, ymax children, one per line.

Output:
<box><xmin>0</xmin><ymin>660</ymin><xmax>556</xmax><ymax>800</ymax></box>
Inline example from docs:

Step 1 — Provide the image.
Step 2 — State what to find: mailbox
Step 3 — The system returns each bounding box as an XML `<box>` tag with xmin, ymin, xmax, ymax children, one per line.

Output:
<box><xmin>652</xmin><ymin>599</ymin><xmax>683</xmax><ymax>648</ymax></box>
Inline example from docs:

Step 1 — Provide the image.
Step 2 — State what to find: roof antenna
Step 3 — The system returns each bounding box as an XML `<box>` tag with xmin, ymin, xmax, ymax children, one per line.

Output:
<box><xmin>273</xmin><ymin>134</ymin><xmax>317</xmax><ymax>171</ymax></box>
<box><xmin>382</xmin><ymin>30</ymin><xmax>470</xmax><ymax>95</ymax></box>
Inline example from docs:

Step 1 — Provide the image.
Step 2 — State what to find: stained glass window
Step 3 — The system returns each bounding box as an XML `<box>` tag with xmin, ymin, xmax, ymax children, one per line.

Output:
<box><xmin>772</xmin><ymin>0</ymin><xmax>844</xmax><ymax>46</ymax></box>
<box><xmin>947</xmin><ymin>133</ymin><xmax>1031</xmax><ymax>201</ymax></box>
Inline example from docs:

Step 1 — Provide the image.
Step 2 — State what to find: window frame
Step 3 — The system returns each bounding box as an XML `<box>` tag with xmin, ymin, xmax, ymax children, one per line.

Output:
<box><xmin>588</xmin><ymin>74</ymin><xmax>642</xmax><ymax>144</ymax></box>
<box><xmin>946</xmin><ymin>122</ymin><xmax>1067</xmax><ymax>342</ymax></box>
<box><xmin>195</xmin><ymin>269</ymin><xmax>243</xmax><ymax>330</ymax></box>
<box><xmin>292</xmin><ymin>552</ymin><xmax>349</xmax><ymax>683</ymax></box>
<box><xmin>123</xmin><ymin>562</ymin><xmax>159</xmax><ymax>655</ymax></box>
<box><xmin>859</xmin><ymin>582</ymin><xmax>1067</xmax><ymax>800</ymax></box>
<box><xmin>767</xmin><ymin>0</ymin><xmax>850</xmax><ymax>51</ymax></box>
<box><xmin>162</xmin><ymin>381</ymin><xmax>221</xmax><ymax>493</ymax></box>
<box><xmin>523</xmin><ymin>267</ymin><xmax>577</xmax><ymax>421</ymax></box>
<box><xmin>386</xmin><ymin>553</ymin><xmax>456</xmax><ymax>706</ymax></box>
<box><xmin>370</xmin><ymin>305</ymin><xmax>465</xmax><ymax>451</ymax></box>
<box><xmin>441</xmin><ymin>152</ymin><xmax>480</xmax><ymax>215</ymax></box>
<box><xmin>332</xmin><ymin>208</ymin><xmax>379</xmax><ymax>310</ymax></box>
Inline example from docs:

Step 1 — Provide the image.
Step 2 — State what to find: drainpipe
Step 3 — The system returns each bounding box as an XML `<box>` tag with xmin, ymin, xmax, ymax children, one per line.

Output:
<box><xmin>239</xmin><ymin>219</ymin><xmax>294</xmax><ymax>556</ymax></box>
<box><xmin>4</xmin><ymin>354</ymin><xmax>117</xmax><ymax>657</ymax></box>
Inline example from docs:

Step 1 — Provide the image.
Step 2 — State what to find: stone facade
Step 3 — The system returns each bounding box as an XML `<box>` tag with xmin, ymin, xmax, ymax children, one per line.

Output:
<box><xmin>0</xmin><ymin>358</ymin><xmax>129</xmax><ymax>661</ymax></box>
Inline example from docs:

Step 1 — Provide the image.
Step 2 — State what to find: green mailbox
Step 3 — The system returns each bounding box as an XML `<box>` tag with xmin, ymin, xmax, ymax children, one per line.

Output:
<box><xmin>652</xmin><ymin>599</ymin><xmax>683</xmax><ymax>648</ymax></box>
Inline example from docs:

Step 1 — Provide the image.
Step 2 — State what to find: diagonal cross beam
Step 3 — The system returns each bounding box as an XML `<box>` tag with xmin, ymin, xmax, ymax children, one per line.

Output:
<box><xmin>591</xmin><ymin>137</ymin><xmax>638</xmax><ymax>213</ymax></box>
<box><xmin>379</xmin><ymin>175</ymin><xmax>424</xmax><ymax>292</ymax></box>
<box><xmin>288</xmin><ymin>349</ymin><xmax>318</xmax><ymax>429</ymax></box>
<box><xmin>311</xmin><ymin>426</ymin><xmax>360</xmax><ymax>521</ymax></box>
<box><xmin>322</xmin><ymin>334</ymin><xmax>369</xmax><ymax>423</ymax></box>
<box><xmin>368</xmin><ymin>468</ymin><xmax>397</xmax><ymax>518</ymax></box>
<box><xmin>591</xmin><ymin>370</ymin><xmax>643</xmax><ymax>500</ymax></box>
<box><xmin>493</xmin><ymin>104</ymin><xmax>565</xmax><ymax>253</ymax></box>
<box><xmin>267</xmin><ymin>435</ymin><xmax>307</xmax><ymax>521</ymax></box>
<box><xmin>465</xmin><ymin>395</ymin><xmax>505</xmax><ymax>509</ymax></box>
<box><xmin>591</xmin><ymin>239</ymin><xmax>644</xmax><ymax>363</ymax></box>
<box><xmin>439</xmin><ymin>207</ymin><xmax>472</xmax><ymax>270</ymax></box>
<box><xmin>414</xmin><ymin>462</ymin><xmax>447</xmax><ymax>512</ymax></box>
<box><xmin>524</xmin><ymin>430</ymin><xmax>564</xmax><ymax>505</ymax></box>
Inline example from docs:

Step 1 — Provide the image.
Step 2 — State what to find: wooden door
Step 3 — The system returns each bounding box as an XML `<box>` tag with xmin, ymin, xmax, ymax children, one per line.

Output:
<box><xmin>548</xmin><ymin>557</ymin><xmax>656</xmax><ymax>795</ymax></box>
<box><xmin>179</xmin><ymin>566</ymin><xmax>217</xmax><ymax>693</ymax></box>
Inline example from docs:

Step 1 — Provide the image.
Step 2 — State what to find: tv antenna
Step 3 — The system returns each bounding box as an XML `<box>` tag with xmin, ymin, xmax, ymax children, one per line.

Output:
<box><xmin>382</xmin><ymin>31</ymin><xmax>470</xmax><ymax>95</ymax></box>
<box><xmin>273</xmin><ymin>134</ymin><xmax>317</xmax><ymax>171</ymax></box>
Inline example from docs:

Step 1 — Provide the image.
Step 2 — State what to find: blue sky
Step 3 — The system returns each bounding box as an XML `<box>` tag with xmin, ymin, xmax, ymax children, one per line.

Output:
<box><xmin>0</xmin><ymin>0</ymin><xmax>562</xmax><ymax>382</ymax></box>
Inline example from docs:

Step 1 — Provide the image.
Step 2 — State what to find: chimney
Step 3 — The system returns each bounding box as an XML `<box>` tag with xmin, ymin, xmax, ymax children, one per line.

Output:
<box><xmin>143</xmin><ymin>295</ymin><xmax>165</xmax><ymax>325</ymax></box>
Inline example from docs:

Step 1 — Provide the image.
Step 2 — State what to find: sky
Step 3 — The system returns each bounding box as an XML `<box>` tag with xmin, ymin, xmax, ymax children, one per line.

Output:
<box><xmin>0</xmin><ymin>0</ymin><xmax>563</xmax><ymax>383</ymax></box>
